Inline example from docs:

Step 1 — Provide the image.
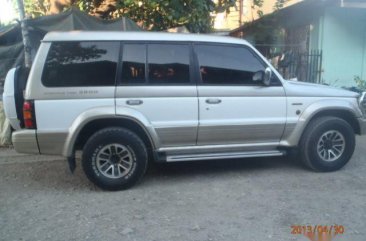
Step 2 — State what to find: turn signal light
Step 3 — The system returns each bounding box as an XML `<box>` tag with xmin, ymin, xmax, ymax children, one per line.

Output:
<box><xmin>23</xmin><ymin>101</ymin><xmax>36</xmax><ymax>129</ymax></box>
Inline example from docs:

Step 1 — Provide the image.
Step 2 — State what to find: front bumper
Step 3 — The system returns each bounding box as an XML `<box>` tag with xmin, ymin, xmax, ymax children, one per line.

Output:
<box><xmin>358</xmin><ymin>117</ymin><xmax>366</xmax><ymax>135</ymax></box>
<box><xmin>12</xmin><ymin>130</ymin><xmax>40</xmax><ymax>154</ymax></box>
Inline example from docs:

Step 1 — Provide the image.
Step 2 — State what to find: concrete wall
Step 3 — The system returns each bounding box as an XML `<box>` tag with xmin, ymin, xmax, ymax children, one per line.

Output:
<box><xmin>312</xmin><ymin>7</ymin><xmax>366</xmax><ymax>87</ymax></box>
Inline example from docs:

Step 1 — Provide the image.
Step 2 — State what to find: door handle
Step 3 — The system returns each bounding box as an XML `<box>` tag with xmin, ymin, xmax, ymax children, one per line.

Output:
<box><xmin>126</xmin><ymin>99</ymin><xmax>143</xmax><ymax>105</ymax></box>
<box><xmin>206</xmin><ymin>98</ymin><xmax>221</xmax><ymax>104</ymax></box>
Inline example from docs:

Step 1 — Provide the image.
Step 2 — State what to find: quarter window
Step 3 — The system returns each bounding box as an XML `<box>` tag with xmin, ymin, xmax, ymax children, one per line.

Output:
<box><xmin>42</xmin><ymin>41</ymin><xmax>119</xmax><ymax>87</ymax></box>
<box><xmin>148</xmin><ymin>44</ymin><xmax>190</xmax><ymax>84</ymax></box>
<box><xmin>195</xmin><ymin>45</ymin><xmax>265</xmax><ymax>85</ymax></box>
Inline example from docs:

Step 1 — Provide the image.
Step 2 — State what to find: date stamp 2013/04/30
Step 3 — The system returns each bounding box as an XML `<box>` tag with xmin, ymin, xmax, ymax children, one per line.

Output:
<box><xmin>291</xmin><ymin>225</ymin><xmax>345</xmax><ymax>241</ymax></box>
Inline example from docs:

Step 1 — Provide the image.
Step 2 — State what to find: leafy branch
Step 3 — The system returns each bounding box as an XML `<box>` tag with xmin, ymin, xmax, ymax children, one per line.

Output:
<box><xmin>355</xmin><ymin>76</ymin><xmax>366</xmax><ymax>91</ymax></box>
<box><xmin>22</xmin><ymin>0</ymin><xmax>236</xmax><ymax>33</ymax></box>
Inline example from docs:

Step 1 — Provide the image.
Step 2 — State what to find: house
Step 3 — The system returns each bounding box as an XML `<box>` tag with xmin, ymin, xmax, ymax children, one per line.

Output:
<box><xmin>213</xmin><ymin>0</ymin><xmax>300</xmax><ymax>32</ymax></box>
<box><xmin>230</xmin><ymin>0</ymin><xmax>366</xmax><ymax>88</ymax></box>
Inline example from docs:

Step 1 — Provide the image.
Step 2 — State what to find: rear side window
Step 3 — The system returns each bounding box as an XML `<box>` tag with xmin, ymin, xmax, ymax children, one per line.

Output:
<box><xmin>147</xmin><ymin>44</ymin><xmax>190</xmax><ymax>84</ymax></box>
<box><xmin>121</xmin><ymin>44</ymin><xmax>146</xmax><ymax>84</ymax></box>
<box><xmin>195</xmin><ymin>45</ymin><xmax>265</xmax><ymax>85</ymax></box>
<box><xmin>42</xmin><ymin>41</ymin><xmax>119</xmax><ymax>87</ymax></box>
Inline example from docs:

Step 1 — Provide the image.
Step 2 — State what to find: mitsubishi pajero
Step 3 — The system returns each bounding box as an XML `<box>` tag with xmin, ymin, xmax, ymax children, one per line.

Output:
<box><xmin>3</xmin><ymin>32</ymin><xmax>366</xmax><ymax>190</ymax></box>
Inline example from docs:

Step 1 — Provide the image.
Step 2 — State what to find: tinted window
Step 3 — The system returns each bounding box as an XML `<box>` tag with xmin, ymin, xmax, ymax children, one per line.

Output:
<box><xmin>121</xmin><ymin>44</ymin><xmax>146</xmax><ymax>84</ymax></box>
<box><xmin>195</xmin><ymin>45</ymin><xmax>265</xmax><ymax>85</ymax></box>
<box><xmin>42</xmin><ymin>41</ymin><xmax>119</xmax><ymax>87</ymax></box>
<box><xmin>148</xmin><ymin>44</ymin><xmax>190</xmax><ymax>84</ymax></box>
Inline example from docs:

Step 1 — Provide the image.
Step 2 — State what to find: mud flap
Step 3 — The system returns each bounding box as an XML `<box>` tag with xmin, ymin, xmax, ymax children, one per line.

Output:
<box><xmin>67</xmin><ymin>156</ymin><xmax>76</xmax><ymax>173</ymax></box>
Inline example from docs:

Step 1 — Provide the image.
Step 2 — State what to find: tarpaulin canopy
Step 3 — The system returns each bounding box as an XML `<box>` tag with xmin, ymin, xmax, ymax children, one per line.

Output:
<box><xmin>0</xmin><ymin>7</ymin><xmax>141</xmax><ymax>86</ymax></box>
<box><xmin>27</xmin><ymin>7</ymin><xmax>141</xmax><ymax>32</ymax></box>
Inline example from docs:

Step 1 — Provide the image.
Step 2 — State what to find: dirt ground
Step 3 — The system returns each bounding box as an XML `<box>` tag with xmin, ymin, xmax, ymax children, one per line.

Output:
<box><xmin>1</xmin><ymin>137</ymin><xmax>366</xmax><ymax>241</ymax></box>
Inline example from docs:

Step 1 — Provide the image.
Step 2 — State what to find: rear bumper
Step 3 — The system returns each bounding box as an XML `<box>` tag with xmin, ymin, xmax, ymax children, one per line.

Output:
<box><xmin>12</xmin><ymin>130</ymin><xmax>40</xmax><ymax>154</ymax></box>
<box><xmin>358</xmin><ymin>117</ymin><xmax>366</xmax><ymax>135</ymax></box>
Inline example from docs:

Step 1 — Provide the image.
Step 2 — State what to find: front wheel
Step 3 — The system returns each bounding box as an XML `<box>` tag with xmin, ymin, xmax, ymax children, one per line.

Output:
<box><xmin>300</xmin><ymin>116</ymin><xmax>355</xmax><ymax>172</ymax></box>
<box><xmin>82</xmin><ymin>127</ymin><xmax>148</xmax><ymax>191</ymax></box>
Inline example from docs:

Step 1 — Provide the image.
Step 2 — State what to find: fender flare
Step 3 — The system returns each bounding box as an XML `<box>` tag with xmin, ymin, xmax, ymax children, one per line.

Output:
<box><xmin>62</xmin><ymin>106</ymin><xmax>160</xmax><ymax>157</ymax></box>
<box><xmin>280</xmin><ymin>99</ymin><xmax>361</xmax><ymax>147</ymax></box>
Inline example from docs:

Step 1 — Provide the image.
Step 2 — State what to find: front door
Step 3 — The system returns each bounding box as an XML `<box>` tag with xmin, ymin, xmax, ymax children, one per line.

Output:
<box><xmin>195</xmin><ymin>44</ymin><xmax>286</xmax><ymax>146</ymax></box>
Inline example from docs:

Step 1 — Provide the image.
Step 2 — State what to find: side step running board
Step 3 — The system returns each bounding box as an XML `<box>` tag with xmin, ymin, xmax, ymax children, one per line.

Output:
<box><xmin>166</xmin><ymin>150</ymin><xmax>285</xmax><ymax>162</ymax></box>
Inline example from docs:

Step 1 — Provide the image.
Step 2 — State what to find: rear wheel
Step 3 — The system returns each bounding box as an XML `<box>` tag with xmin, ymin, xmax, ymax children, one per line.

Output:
<box><xmin>300</xmin><ymin>116</ymin><xmax>355</xmax><ymax>172</ymax></box>
<box><xmin>82</xmin><ymin>127</ymin><xmax>148</xmax><ymax>190</ymax></box>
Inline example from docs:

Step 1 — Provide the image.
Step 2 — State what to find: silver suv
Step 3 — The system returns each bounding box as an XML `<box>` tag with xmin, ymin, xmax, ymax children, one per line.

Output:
<box><xmin>3</xmin><ymin>32</ymin><xmax>366</xmax><ymax>190</ymax></box>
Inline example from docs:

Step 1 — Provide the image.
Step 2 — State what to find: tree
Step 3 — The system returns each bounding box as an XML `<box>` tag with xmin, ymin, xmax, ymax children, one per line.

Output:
<box><xmin>248</xmin><ymin>0</ymin><xmax>292</xmax><ymax>54</ymax></box>
<box><xmin>23</xmin><ymin>0</ymin><xmax>236</xmax><ymax>33</ymax></box>
<box><xmin>49</xmin><ymin>0</ymin><xmax>76</xmax><ymax>15</ymax></box>
<box><xmin>251</xmin><ymin>0</ymin><xmax>290</xmax><ymax>20</ymax></box>
<box><xmin>251</xmin><ymin>0</ymin><xmax>264</xmax><ymax>20</ymax></box>
<box><xmin>273</xmin><ymin>0</ymin><xmax>289</xmax><ymax>11</ymax></box>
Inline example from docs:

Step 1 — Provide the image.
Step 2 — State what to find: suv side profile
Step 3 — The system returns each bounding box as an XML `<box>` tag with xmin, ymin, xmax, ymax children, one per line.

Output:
<box><xmin>4</xmin><ymin>32</ymin><xmax>366</xmax><ymax>190</ymax></box>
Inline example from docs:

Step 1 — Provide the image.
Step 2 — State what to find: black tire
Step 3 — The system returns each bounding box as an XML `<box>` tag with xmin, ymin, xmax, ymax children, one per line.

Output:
<box><xmin>82</xmin><ymin>127</ymin><xmax>148</xmax><ymax>191</ymax></box>
<box><xmin>299</xmin><ymin>116</ymin><xmax>355</xmax><ymax>172</ymax></box>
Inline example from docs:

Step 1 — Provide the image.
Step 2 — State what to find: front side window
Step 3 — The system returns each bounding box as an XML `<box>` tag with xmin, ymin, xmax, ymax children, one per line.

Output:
<box><xmin>148</xmin><ymin>44</ymin><xmax>190</xmax><ymax>84</ymax></box>
<box><xmin>195</xmin><ymin>45</ymin><xmax>265</xmax><ymax>85</ymax></box>
<box><xmin>42</xmin><ymin>41</ymin><xmax>119</xmax><ymax>87</ymax></box>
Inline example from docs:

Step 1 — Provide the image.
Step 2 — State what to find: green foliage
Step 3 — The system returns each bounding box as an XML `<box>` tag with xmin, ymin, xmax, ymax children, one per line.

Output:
<box><xmin>355</xmin><ymin>76</ymin><xmax>366</xmax><ymax>91</ymax></box>
<box><xmin>22</xmin><ymin>0</ymin><xmax>236</xmax><ymax>33</ymax></box>
<box><xmin>112</xmin><ymin>0</ymin><xmax>217</xmax><ymax>32</ymax></box>
<box><xmin>252</xmin><ymin>0</ymin><xmax>287</xmax><ymax>20</ymax></box>
<box><xmin>274</xmin><ymin>0</ymin><xmax>289</xmax><ymax>11</ymax></box>
<box><xmin>253</xmin><ymin>0</ymin><xmax>264</xmax><ymax>7</ymax></box>
<box><xmin>248</xmin><ymin>0</ymin><xmax>292</xmax><ymax>45</ymax></box>
<box><xmin>252</xmin><ymin>0</ymin><xmax>264</xmax><ymax>19</ymax></box>
<box><xmin>23</xmin><ymin>0</ymin><xmax>48</xmax><ymax>18</ymax></box>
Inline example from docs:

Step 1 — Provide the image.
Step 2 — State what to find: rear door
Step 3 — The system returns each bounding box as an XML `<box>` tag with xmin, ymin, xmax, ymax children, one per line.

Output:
<box><xmin>195</xmin><ymin>44</ymin><xmax>286</xmax><ymax>146</ymax></box>
<box><xmin>115</xmin><ymin>42</ymin><xmax>198</xmax><ymax>148</ymax></box>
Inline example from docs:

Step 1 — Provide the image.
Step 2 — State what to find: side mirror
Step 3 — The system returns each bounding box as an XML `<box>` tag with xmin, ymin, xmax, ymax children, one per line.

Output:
<box><xmin>263</xmin><ymin>67</ymin><xmax>272</xmax><ymax>86</ymax></box>
<box><xmin>253</xmin><ymin>67</ymin><xmax>272</xmax><ymax>86</ymax></box>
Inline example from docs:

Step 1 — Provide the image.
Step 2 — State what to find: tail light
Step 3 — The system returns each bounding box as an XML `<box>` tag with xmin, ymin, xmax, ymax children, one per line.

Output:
<box><xmin>23</xmin><ymin>100</ymin><xmax>37</xmax><ymax>129</ymax></box>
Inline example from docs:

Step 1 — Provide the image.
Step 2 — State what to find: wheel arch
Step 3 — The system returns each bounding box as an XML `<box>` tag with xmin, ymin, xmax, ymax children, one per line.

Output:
<box><xmin>307</xmin><ymin>109</ymin><xmax>361</xmax><ymax>135</ymax></box>
<box><xmin>294</xmin><ymin>108</ymin><xmax>360</xmax><ymax>148</ymax></box>
<box><xmin>281</xmin><ymin>100</ymin><xmax>361</xmax><ymax>147</ymax></box>
<box><xmin>75</xmin><ymin>117</ymin><xmax>155</xmax><ymax>152</ymax></box>
<box><xmin>62</xmin><ymin>110</ymin><xmax>159</xmax><ymax>158</ymax></box>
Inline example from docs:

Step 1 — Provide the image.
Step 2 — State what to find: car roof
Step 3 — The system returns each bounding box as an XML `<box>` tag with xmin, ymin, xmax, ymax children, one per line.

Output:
<box><xmin>43</xmin><ymin>31</ymin><xmax>249</xmax><ymax>46</ymax></box>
